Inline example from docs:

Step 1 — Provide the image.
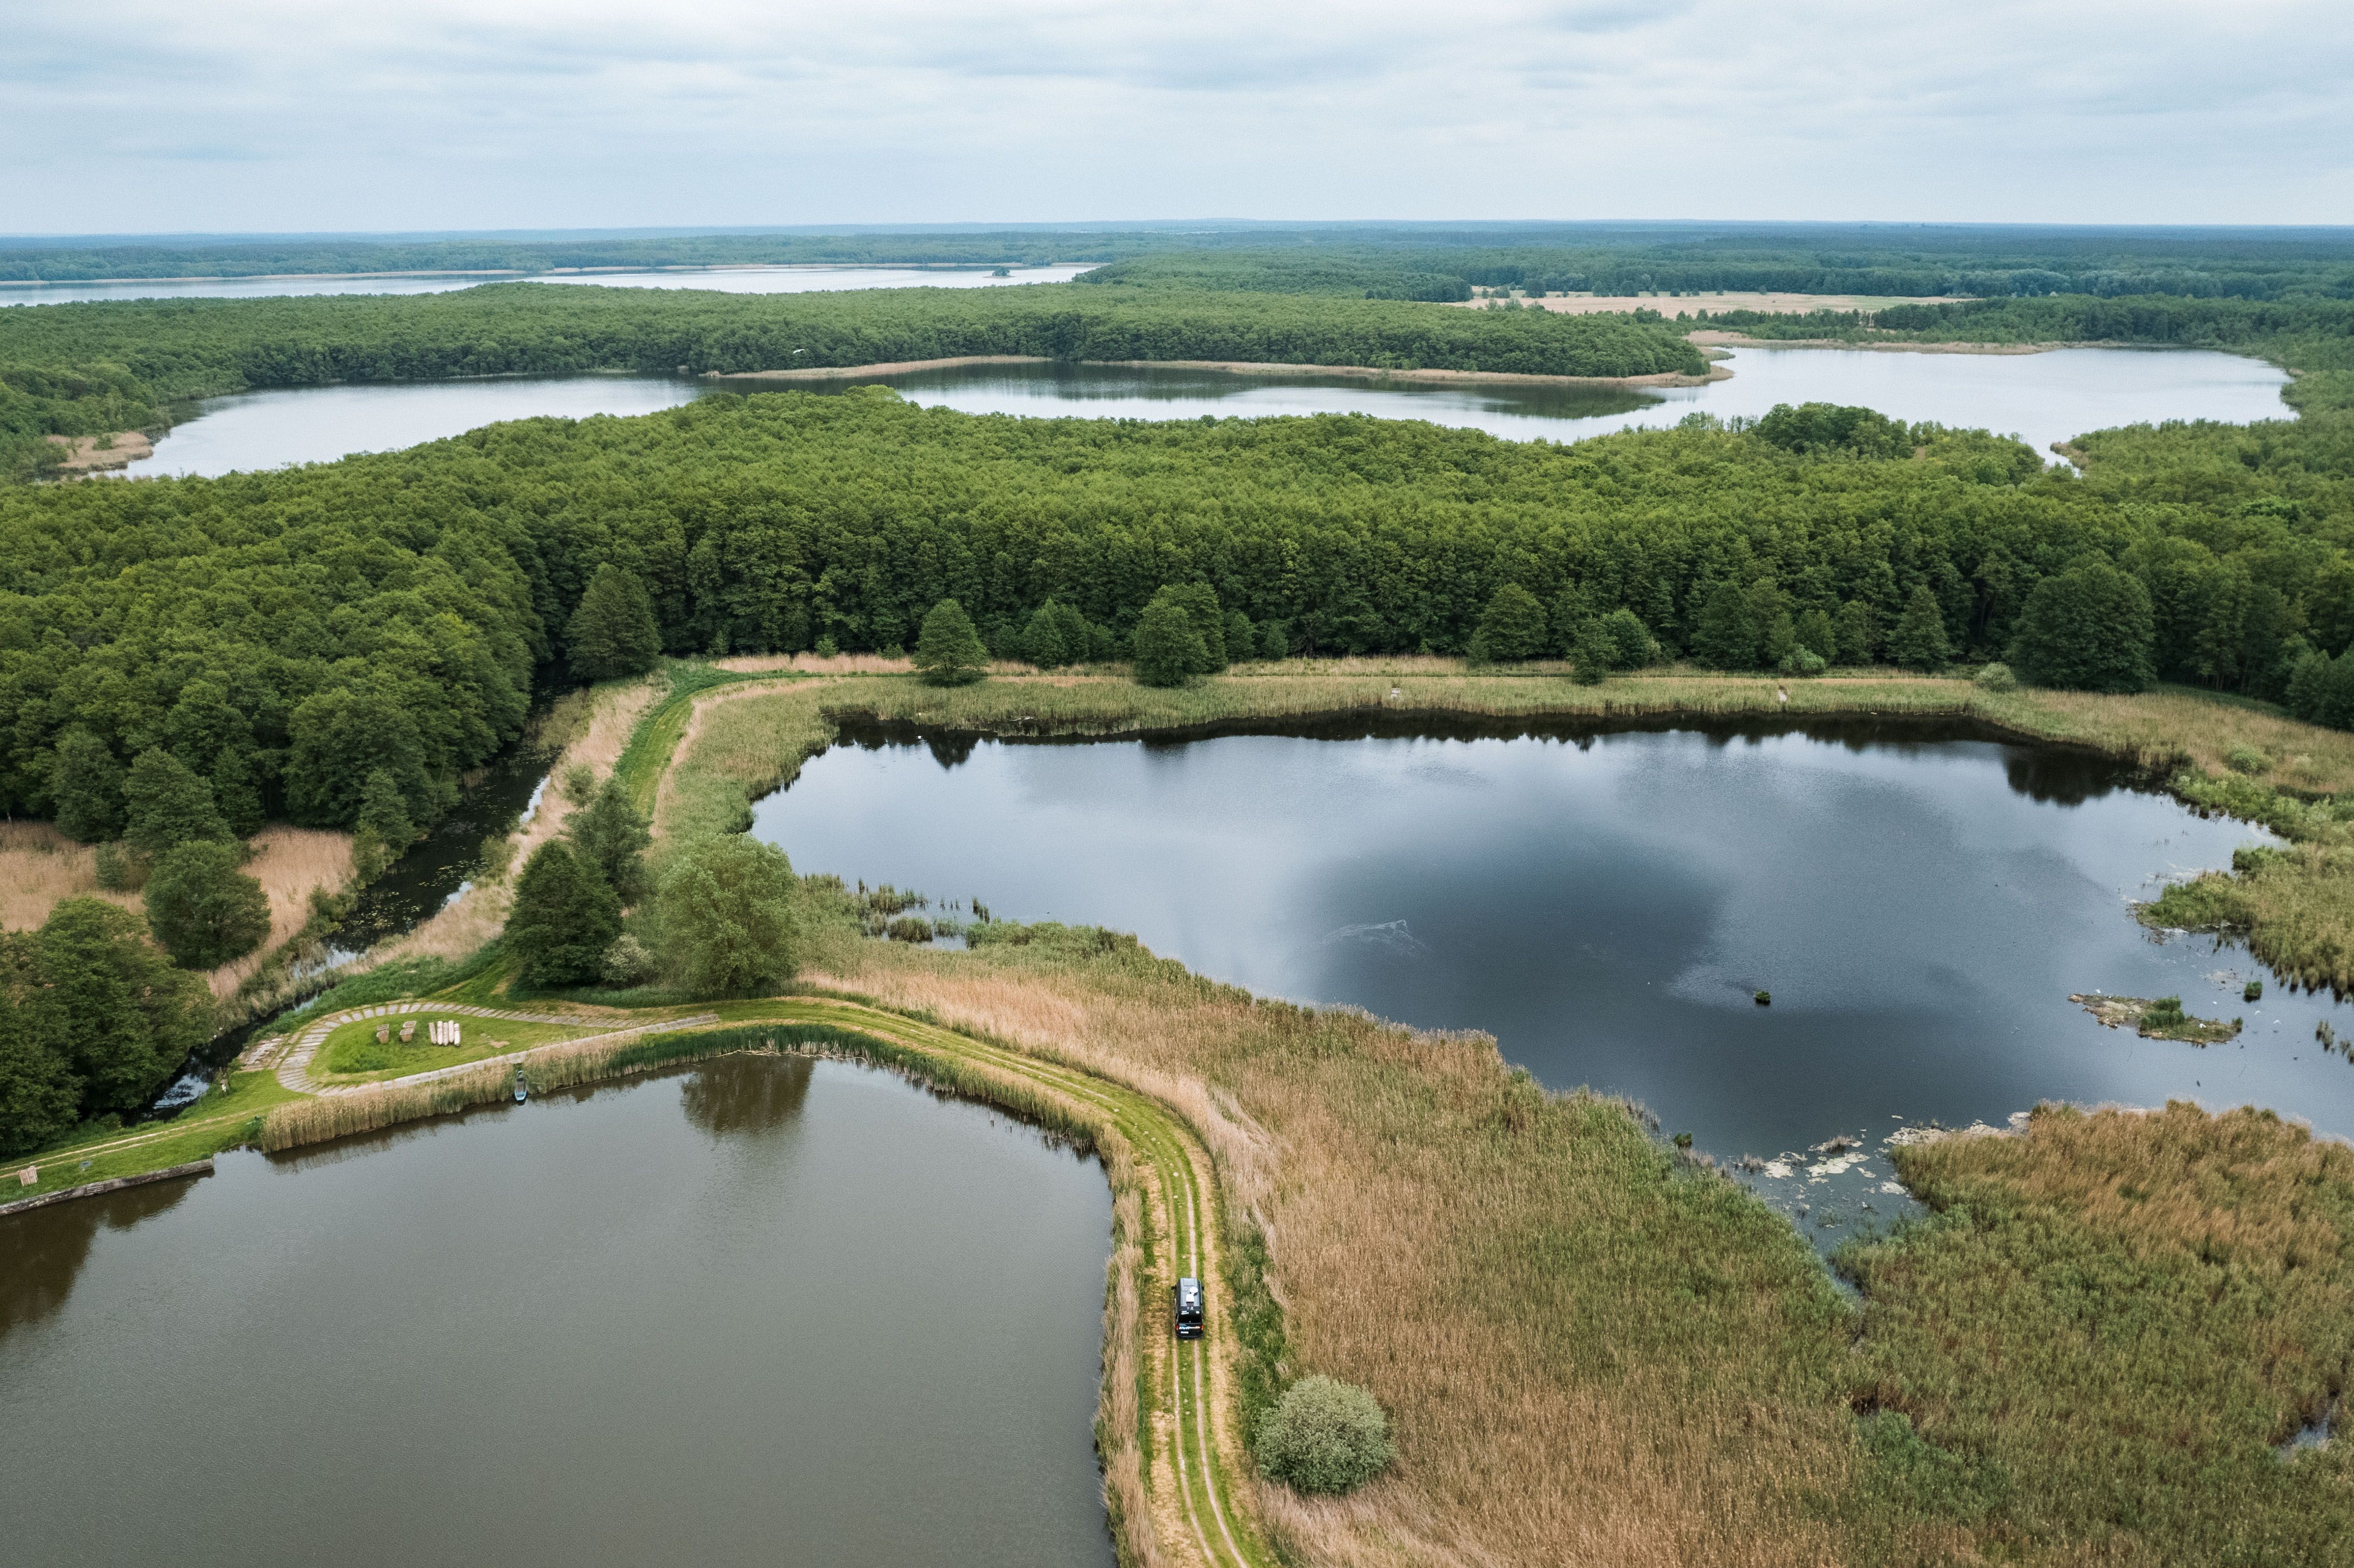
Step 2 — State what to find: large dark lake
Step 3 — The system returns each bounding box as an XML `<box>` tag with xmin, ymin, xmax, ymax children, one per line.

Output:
<box><xmin>113</xmin><ymin>344</ymin><xmax>2290</xmax><ymax>479</ymax></box>
<box><xmin>0</xmin><ymin>1056</ymin><xmax>1115</xmax><ymax>1567</ymax></box>
<box><xmin>753</xmin><ymin>719</ymin><xmax>2354</xmax><ymax>1236</ymax></box>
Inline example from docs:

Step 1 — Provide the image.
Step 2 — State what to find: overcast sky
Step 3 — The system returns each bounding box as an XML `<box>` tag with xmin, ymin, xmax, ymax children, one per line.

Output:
<box><xmin>5</xmin><ymin>0</ymin><xmax>2349</xmax><ymax>235</ymax></box>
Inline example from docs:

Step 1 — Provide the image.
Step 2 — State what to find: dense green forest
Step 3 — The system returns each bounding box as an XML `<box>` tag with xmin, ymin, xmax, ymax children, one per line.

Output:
<box><xmin>12</xmin><ymin>221</ymin><xmax>2351</xmax><ymax>296</ymax></box>
<box><xmin>3</xmin><ymin>385</ymin><xmax>2348</xmax><ymax>835</ymax></box>
<box><xmin>0</xmin><ymin>283</ymin><xmax>1702</xmax><ymax>480</ymax></box>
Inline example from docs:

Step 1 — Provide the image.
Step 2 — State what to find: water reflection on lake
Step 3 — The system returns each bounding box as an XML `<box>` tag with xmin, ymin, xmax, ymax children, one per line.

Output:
<box><xmin>754</xmin><ymin>719</ymin><xmax>2354</xmax><ymax>1220</ymax></box>
<box><xmin>115</xmin><ymin>373</ymin><xmax>715</xmax><ymax>478</ymax></box>
<box><xmin>0</xmin><ymin>1055</ymin><xmax>1114</xmax><ymax>1567</ymax></box>
<box><xmin>118</xmin><ymin>341</ymin><xmax>2293</xmax><ymax>481</ymax></box>
<box><xmin>822</xmin><ymin>344</ymin><xmax>2290</xmax><ymax>460</ymax></box>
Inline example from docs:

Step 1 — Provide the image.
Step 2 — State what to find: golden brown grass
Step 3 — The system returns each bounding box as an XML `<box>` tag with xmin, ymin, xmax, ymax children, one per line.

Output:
<box><xmin>793</xmin><ymin>934</ymin><xmax>1858</xmax><ymax>1567</ymax></box>
<box><xmin>0</xmin><ymin>821</ymin><xmax>135</xmax><ymax>930</ymax></box>
<box><xmin>206</xmin><ymin>827</ymin><xmax>356</xmax><ymax>997</ymax></box>
<box><xmin>2</xmin><ymin>820</ymin><xmax>353</xmax><ymax>996</ymax></box>
<box><xmin>1845</xmin><ymin>1103</ymin><xmax>2354</xmax><ymax>1564</ymax></box>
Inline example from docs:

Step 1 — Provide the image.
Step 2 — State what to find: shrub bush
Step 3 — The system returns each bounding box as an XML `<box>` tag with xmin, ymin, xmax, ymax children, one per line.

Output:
<box><xmin>1972</xmin><ymin>661</ymin><xmax>2019</xmax><ymax>693</ymax></box>
<box><xmin>1255</xmin><ymin>1374</ymin><xmax>1393</xmax><ymax>1495</ymax></box>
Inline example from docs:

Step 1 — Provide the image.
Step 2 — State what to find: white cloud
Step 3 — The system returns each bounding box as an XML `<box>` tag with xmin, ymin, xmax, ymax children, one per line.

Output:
<box><xmin>0</xmin><ymin>0</ymin><xmax>2346</xmax><ymax>231</ymax></box>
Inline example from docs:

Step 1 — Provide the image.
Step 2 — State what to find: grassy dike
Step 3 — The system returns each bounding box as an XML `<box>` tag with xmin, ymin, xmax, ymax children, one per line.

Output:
<box><xmin>16</xmin><ymin>660</ymin><xmax>2354</xmax><ymax>1564</ymax></box>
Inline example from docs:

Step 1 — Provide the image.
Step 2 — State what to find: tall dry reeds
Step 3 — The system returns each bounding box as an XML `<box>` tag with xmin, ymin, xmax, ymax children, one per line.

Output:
<box><xmin>260</xmin><ymin>1019</ymin><xmax>732</xmax><ymax>1153</ymax></box>
<box><xmin>791</xmin><ymin>930</ymin><xmax>1858</xmax><ymax>1568</ymax></box>
<box><xmin>0</xmin><ymin>820</ymin><xmax>134</xmax><ymax>930</ymax></box>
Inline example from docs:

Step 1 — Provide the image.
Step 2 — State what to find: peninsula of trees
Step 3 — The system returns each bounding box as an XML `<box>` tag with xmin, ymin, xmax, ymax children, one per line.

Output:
<box><xmin>4</xmin><ymin>383</ymin><xmax>2349</xmax><ymax>841</ymax></box>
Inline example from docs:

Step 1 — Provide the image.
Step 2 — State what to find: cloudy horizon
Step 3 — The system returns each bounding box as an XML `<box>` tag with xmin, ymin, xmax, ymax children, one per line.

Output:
<box><xmin>4</xmin><ymin>1</ymin><xmax>2349</xmax><ymax>234</ymax></box>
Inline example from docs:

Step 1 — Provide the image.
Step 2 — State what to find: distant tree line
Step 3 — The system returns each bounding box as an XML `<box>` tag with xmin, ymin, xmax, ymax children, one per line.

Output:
<box><xmin>16</xmin><ymin>222</ymin><xmax>2347</xmax><ymax>296</ymax></box>
<box><xmin>0</xmin><ymin>283</ymin><xmax>1701</xmax><ymax>479</ymax></box>
<box><xmin>1079</xmin><ymin>242</ymin><xmax>2354</xmax><ymax>305</ymax></box>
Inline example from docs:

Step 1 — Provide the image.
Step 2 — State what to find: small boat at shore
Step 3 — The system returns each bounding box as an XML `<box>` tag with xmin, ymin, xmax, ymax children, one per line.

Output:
<box><xmin>513</xmin><ymin>1066</ymin><xmax>528</xmax><ymax>1103</ymax></box>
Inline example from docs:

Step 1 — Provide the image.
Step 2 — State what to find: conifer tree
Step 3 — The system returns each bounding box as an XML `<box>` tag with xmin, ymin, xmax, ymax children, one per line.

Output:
<box><xmin>1891</xmin><ymin>584</ymin><xmax>1953</xmax><ymax>671</ymax></box>
<box><xmin>913</xmin><ymin>598</ymin><xmax>990</xmax><ymax>686</ymax></box>
<box><xmin>569</xmin><ymin>775</ymin><xmax>653</xmax><ymax>904</ymax></box>
<box><xmin>566</xmin><ymin>563</ymin><xmax>664</xmax><ymax>683</ymax></box>
<box><xmin>506</xmin><ymin>842</ymin><xmax>622</xmax><ymax>987</ymax></box>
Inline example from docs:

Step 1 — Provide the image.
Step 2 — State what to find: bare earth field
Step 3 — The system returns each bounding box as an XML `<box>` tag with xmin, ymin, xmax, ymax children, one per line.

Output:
<box><xmin>43</xmin><ymin>431</ymin><xmax>154</xmax><ymax>473</ymax></box>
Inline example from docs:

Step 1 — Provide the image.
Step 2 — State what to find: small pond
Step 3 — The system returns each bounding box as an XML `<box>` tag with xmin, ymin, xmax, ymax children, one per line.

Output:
<box><xmin>112</xmin><ymin>343</ymin><xmax>2292</xmax><ymax>481</ymax></box>
<box><xmin>753</xmin><ymin>719</ymin><xmax>2354</xmax><ymax>1241</ymax></box>
<box><xmin>1</xmin><ymin>1054</ymin><xmax>1116</xmax><ymax>1567</ymax></box>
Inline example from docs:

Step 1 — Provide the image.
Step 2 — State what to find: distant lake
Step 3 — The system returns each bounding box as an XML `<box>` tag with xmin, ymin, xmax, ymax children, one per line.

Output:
<box><xmin>109</xmin><ymin>344</ymin><xmax>2293</xmax><ymax>480</ymax></box>
<box><xmin>0</xmin><ymin>264</ymin><xmax>1094</xmax><ymax>307</ymax></box>
<box><xmin>820</xmin><ymin>345</ymin><xmax>2291</xmax><ymax>464</ymax></box>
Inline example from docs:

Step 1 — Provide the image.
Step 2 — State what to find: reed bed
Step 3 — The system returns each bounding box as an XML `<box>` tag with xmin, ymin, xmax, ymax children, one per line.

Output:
<box><xmin>0</xmin><ymin>820</ymin><xmax>132</xmax><ymax>929</ymax></box>
<box><xmin>795</xmin><ymin>931</ymin><xmax>1860</xmax><ymax>1567</ymax></box>
<box><xmin>791</xmin><ymin>912</ymin><xmax>2354</xmax><ymax>1565</ymax></box>
<box><xmin>1846</xmin><ymin>1103</ymin><xmax>2354</xmax><ymax>1564</ymax></box>
<box><xmin>206</xmin><ymin>826</ymin><xmax>356</xmax><ymax>997</ymax></box>
<box><xmin>260</xmin><ymin>1019</ymin><xmax>736</xmax><ymax>1152</ymax></box>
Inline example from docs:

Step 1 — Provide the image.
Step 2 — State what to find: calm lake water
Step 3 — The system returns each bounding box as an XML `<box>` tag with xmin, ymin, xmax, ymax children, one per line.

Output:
<box><xmin>115</xmin><ymin>344</ymin><xmax>2292</xmax><ymax>480</ymax></box>
<box><xmin>754</xmin><ymin>719</ymin><xmax>2354</xmax><ymax>1236</ymax></box>
<box><xmin>0</xmin><ymin>1055</ymin><xmax>1115</xmax><ymax>1567</ymax></box>
<box><xmin>0</xmin><ymin>265</ymin><xmax>1093</xmax><ymax>307</ymax></box>
<box><xmin>830</xmin><ymin>345</ymin><xmax>2291</xmax><ymax>462</ymax></box>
